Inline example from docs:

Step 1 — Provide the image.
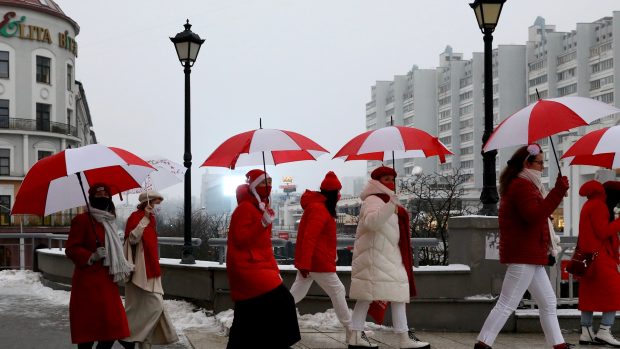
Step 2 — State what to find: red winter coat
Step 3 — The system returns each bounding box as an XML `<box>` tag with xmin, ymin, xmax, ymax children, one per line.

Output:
<box><xmin>577</xmin><ymin>180</ymin><xmax>620</xmax><ymax>311</ymax></box>
<box><xmin>294</xmin><ymin>190</ymin><xmax>337</xmax><ymax>272</ymax></box>
<box><xmin>65</xmin><ymin>213</ymin><xmax>130</xmax><ymax>344</ymax></box>
<box><xmin>499</xmin><ymin>177</ymin><xmax>567</xmax><ymax>265</ymax></box>
<box><xmin>226</xmin><ymin>184</ymin><xmax>282</xmax><ymax>301</ymax></box>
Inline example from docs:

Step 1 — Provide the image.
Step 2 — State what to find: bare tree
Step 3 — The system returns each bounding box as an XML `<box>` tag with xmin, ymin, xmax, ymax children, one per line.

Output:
<box><xmin>399</xmin><ymin>169</ymin><xmax>479</xmax><ymax>265</ymax></box>
<box><xmin>157</xmin><ymin>209</ymin><xmax>230</xmax><ymax>261</ymax></box>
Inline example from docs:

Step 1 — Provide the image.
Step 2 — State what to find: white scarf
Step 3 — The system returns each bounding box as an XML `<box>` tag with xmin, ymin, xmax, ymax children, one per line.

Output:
<box><xmin>89</xmin><ymin>207</ymin><xmax>134</xmax><ymax>283</ymax></box>
<box><xmin>518</xmin><ymin>169</ymin><xmax>562</xmax><ymax>257</ymax></box>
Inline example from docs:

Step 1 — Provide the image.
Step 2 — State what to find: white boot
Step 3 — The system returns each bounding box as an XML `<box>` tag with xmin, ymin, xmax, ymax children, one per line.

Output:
<box><xmin>579</xmin><ymin>325</ymin><xmax>597</xmax><ymax>345</ymax></box>
<box><xmin>347</xmin><ymin>330</ymin><xmax>378</xmax><ymax>348</ymax></box>
<box><xmin>595</xmin><ymin>325</ymin><xmax>620</xmax><ymax>347</ymax></box>
<box><xmin>398</xmin><ymin>330</ymin><xmax>430</xmax><ymax>349</ymax></box>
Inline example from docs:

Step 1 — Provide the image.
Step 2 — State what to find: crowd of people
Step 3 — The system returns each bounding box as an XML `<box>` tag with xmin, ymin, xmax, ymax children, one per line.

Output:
<box><xmin>63</xmin><ymin>142</ymin><xmax>620</xmax><ymax>349</ymax></box>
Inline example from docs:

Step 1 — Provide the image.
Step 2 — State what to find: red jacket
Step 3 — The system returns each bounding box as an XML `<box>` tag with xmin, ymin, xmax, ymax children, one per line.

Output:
<box><xmin>125</xmin><ymin>210</ymin><xmax>161</xmax><ymax>278</ymax></box>
<box><xmin>294</xmin><ymin>190</ymin><xmax>337</xmax><ymax>272</ymax></box>
<box><xmin>65</xmin><ymin>213</ymin><xmax>130</xmax><ymax>344</ymax></box>
<box><xmin>226</xmin><ymin>184</ymin><xmax>282</xmax><ymax>301</ymax></box>
<box><xmin>499</xmin><ymin>177</ymin><xmax>567</xmax><ymax>265</ymax></box>
<box><xmin>577</xmin><ymin>180</ymin><xmax>620</xmax><ymax>311</ymax></box>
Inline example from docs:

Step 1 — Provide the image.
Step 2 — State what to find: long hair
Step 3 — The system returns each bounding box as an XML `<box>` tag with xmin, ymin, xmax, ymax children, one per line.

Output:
<box><xmin>498</xmin><ymin>145</ymin><xmax>539</xmax><ymax>196</ymax></box>
<box><xmin>321</xmin><ymin>190</ymin><xmax>339</xmax><ymax>218</ymax></box>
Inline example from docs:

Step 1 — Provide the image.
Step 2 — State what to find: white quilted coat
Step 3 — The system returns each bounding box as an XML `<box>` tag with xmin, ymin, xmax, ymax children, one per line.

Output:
<box><xmin>349</xmin><ymin>179</ymin><xmax>410</xmax><ymax>303</ymax></box>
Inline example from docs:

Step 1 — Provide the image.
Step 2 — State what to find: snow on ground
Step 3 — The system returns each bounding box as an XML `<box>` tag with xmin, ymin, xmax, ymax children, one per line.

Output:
<box><xmin>0</xmin><ymin>270</ymin><xmax>396</xmax><ymax>337</ymax></box>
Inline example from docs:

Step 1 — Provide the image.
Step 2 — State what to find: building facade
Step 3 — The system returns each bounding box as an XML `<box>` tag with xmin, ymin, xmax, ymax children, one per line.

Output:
<box><xmin>0</xmin><ymin>0</ymin><xmax>96</xmax><ymax>225</ymax></box>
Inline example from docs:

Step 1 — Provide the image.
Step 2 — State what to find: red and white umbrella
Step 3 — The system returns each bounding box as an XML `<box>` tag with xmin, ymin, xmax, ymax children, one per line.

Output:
<box><xmin>126</xmin><ymin>156</ymin><xmax>186</xmax><ymax>194</ymax></box>
<box><xmin>201</xmin><ymin>128</ymin><xmax>329</xmax><ymax>169</ymax></box>
<box><xmin>561</xmin><ymin>125</ymin><xmax>620</xmax><ymax>169</ymax></box>
<box><xmin>483</xmin><ymin>96</ymin><xmax>620</xmax><ymax>152</ymax></box>
<box><xmin>12</xmin><ymin>144</ymin><xmax>155</xmax><ymax>216</ymax></box>
<box><xmin>333</xmin><ymin>126</ymin><xmax>451</xmax><ymax>163</ymax></box>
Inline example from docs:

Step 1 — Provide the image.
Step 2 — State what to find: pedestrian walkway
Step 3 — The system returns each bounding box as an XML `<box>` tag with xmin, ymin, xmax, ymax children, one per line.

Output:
<box><xmin>184</xmin><ymin>328</ymin><xmax>583</xmax><ymax>349</ymax></box>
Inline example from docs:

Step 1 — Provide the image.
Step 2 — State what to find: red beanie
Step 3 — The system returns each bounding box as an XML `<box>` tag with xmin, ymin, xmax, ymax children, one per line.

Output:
<box><xmin>320</xmin><ymin>171</ymin><xmax>342</xmax><ymax>191</ymax></box>
<box><xmin>88</xmin><ymin>183</ymin><xmax>111</xmax><ymax>197</ymax></box>
<box><xmin>245</xmin><ymin>169</ymin><xmax>266</xmax><ymax>184</ymax></box>
<box><xmin>371</xmin><ymin>166</ymin><xmax>397</xmax><ymax>180</ymax></box>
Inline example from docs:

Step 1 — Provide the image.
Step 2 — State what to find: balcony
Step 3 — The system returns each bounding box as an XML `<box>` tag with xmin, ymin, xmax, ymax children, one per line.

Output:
<box><xmin>0</xmin><ymin>118</ymin><xmax>77</xmax><ymax>137</ymax></box>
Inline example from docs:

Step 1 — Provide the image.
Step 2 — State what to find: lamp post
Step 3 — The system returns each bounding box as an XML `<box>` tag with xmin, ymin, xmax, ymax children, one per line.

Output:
<box><xmin>170</xmin><ymin>20</ymin><xmax>205</xmax><ymax>264</ymax></box>
<box><xmin>470</xmin><ymin>0</ymin><xmax>505</xmax><ymax>216</ymax></box>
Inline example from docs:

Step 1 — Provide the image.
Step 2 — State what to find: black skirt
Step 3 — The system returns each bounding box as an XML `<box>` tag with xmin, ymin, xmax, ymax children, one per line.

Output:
<box><xmin>227</xmin><ymin>283</ymin><xmax>301</xmax><ymax>349</ymax></box>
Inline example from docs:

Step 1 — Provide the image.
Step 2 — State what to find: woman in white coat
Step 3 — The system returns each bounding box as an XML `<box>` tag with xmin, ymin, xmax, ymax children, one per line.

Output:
<box><xmin>348</xmin><ymin>166</ymin><xmax>430</xmax><ymax>349</ymax></box>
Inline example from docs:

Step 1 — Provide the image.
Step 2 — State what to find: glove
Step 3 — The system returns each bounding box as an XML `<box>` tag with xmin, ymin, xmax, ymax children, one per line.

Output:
<box><xmin>261</xmin><ymin>208</ymin><xmax>276</xmax><ymax>227</ymax></box>
<box><xmin>300</xmin><ymin>269</ymin><xmax>310</xmax><ymax>278</ymax></box>
<box><xmin>554</xmin><ymin>175</ymin><xmax>569</xmax><ymax>192</ymax></box>
<box><xmin>88</xmin><ymin>246</ymin><xmax>107</xmax><ymax>265</ymax></box>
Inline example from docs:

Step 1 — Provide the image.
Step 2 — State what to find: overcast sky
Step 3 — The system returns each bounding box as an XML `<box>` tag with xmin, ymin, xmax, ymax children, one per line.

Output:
<box><xmin>59</xmin><ymin>0</ymin><xmax>619</xmax><ymax>201</ymax></box>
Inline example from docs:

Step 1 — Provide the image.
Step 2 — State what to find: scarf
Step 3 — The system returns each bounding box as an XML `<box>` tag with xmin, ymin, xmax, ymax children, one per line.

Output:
<box><xmin>518</xmin><ymin>169</ymin><xmax>561</xmax><ymax>257</ymax></box>
<box><xmin>90</xmin><ymin>207</ymin><xmax>134</xmax><ymax>283</ymax></box>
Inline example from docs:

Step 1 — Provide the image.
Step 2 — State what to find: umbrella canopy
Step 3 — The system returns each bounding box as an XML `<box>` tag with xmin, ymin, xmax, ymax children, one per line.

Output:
<box><xmin>333</xmin><ymin>126</ymin><xmax>452</xmax><ymax>163</ymax></box>
<box><xmin>483</xmin><ymin>96</ymin><xmax>620</xmax><ymax>152</ymax></box>
<box><xmin>561</xmin><ymin>126</ymin><xmax>620</xmax><ymax>169</ymax></box>
<box><xmin>201</xmin><ymin>128</ymin><xmax>329</xmax><ymax>169</ymax></box>
<box><xmin>126</xmin><ymin>156</ymin><xmax>186</xmax><ymax>193</ymax></box>
<box><xmin>12</xmin><ymin>144</ymin><xmax>155</xmax><ymax>216</ymax></box>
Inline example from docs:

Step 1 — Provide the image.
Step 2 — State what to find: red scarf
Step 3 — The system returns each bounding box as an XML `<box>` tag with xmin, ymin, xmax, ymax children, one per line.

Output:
<box><xmin>126</xmin><ymin>210</ymin><xmax>161</xmax><ymax>278</ymax></box>
<box><xmin>367</xmin><ymin>194</ymin><xmax>417</xmax><ymax>324</ymax></box>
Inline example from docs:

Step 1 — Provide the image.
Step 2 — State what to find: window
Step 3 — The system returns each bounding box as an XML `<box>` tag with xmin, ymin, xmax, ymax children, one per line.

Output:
<box><xmin>529</xmin><ymin>60</ymin><xmax>546</xmax><ymax>72</ymax></box>
<box><xmin>36</xmin><ymin>56</ymin><xmax>51</xmax><ymax>84</ymax></box>
<box><xmin>591</xmin><ymin>58</ymin><xmax>613</xmax><ymax>73</ymax></box>
<box><xmin>439</xmin><ymin>110</ymin><xmax>451</xmax><ymax>120</ymax></box>
<box><xmin>36</xmin><ymin>103</ymin><xmax>50</xmax><ymax>131</ymax></box>
<box><xmin>461</xmin><ymin>160</ymin><xmax>474</xmax><ymax>169</ymax></box>
<box><xmin>460</xmin><ymin>118</ymin><xmax>474</xmax><ymax>129</ymax></box>
<box><xmin>66</xmin><ymin>64</ymin><xmax>73</xmax><ymax>91</ymax></box>
<box><xmin>557</xmin><ymin>51</ymin><xmax>576</xmax><ymax>65</ymax></box>
<box><xmin>528</xmin><ymin>74</ymin><xmax>547</xmax><ymax>87</ymax></box>
<box><xmin>438</xmin><ymin>83</ymin><xmax>450</xmax><ymax>94</ymax></box>
<box><xmin>460</xmin><ymin>132</ymin><xmax>474</xmax><ymax>142</ymax></box>
<box><xmin>439</xmin><ymin>136</ymin><xmax>451</xmax><ymax>145</ymax></box>
<box><xmin>460</xmin><ymin>147</ymin><xmax>474</xmax><ymax>155</ymax></box>
<box><xmin>590</xmin><ymin>75</ymin><xmax>614</xmax><ymax>90</ymax></box>
<box><xmin>37</xmin><ymin>150</ymin><xmax>53</xmax><ymax>160</ymax></box>
<box><xmin>558</xmin><ymin>83</ymin><xmax>577</xmax><ymax>97</ymax></box>
<box><xmin>0</xmin><ymin>195</ymin><xmax>9</xmax><ymax>225</ymax></box>
<box><xmin>0</xmin><ymin>51</ymin><xmax>8</xmax><ymax>79</ymax></box>
<box><xmin>403</xmin><ymin>103</ymin><xmax>414</xmax><ymax>113</ymax></box>
<box><xmin>438</xmin><ymin>96</ymin><xmax>451</xmax><ymax>106</ymax></box>
<box><xmin>0</xmin><ymin>99</ymin><xmax>7</xmax><ymax>128</ymax></box>
<box><xmin>593</xmin><ymin>92</ymin><xmax>614</xmax><ymax>104</ymax></box>
<box><xmin>439</xmin><ymin>123</ymin><xmax>451</xmax><ymax>132</ymax></box>
<box><xmin>67</xmin><ymin>109</ymin><xmax>72</xmax><ymax>126</ymax></box>
<box><xmin>460</xmin><ymin>76</ymin><xmax>472</xmax><ymax>88</ymax></box>
<box><xmin>0</xmin><ymin>149</ymin><xmax>9</xmax><ymax>175</ymax></box>
<box><xmin>440</xmin><ymin>162</ymin><xmax>452</xmax><ymax>171</ymax></box>
<box><xmin>459</xmin><ymin>104</ymin><xmax>473</xmax><ymax>116</ymax></box>
<box><xmin>557</xmin><ymin>68</ymin><xmax>576</xmax><ymax>81</ymax></box>
<box><xmin>459</xmin><ymin>91</ymin><xmax>473</xmax><ymax>102</ymax></box>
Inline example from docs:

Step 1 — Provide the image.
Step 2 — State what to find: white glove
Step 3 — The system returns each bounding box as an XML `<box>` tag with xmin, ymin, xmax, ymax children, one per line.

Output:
<box><xmin>88</xmin><ymin>246</ymin><xmax>107</xmax><ymax>265</ymax></box>
<box><xmin>261</xmin><ymin>208</ymin><xmax>276</xmax><ymax>227</ymax></box>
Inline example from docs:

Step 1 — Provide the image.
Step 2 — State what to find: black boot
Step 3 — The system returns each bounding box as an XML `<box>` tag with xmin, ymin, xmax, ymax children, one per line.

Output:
<box><xmin>118</xmin><ymin>340</ymin><xmax>136</xmax><ymax>349</ymax></box>
<box><xmin>474</xmin><ymin>341</ymin><xmax>492</xmax><ymax>349</ymax></box>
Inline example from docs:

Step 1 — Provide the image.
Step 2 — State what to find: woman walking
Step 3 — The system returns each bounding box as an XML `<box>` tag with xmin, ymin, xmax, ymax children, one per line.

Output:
<box><xmin>65</xmin><ymin>183</ymin><xmax>133</xmax><ymax>349</ymax></box>
<box><xmin>348</xmin><ymin>166</ymin><xmax>429</xmax><ymax>349</ymax></box>
<box><xmin>474</xmin><ymin>144</ymin><xmax>572</xmax><ymax>349</ymax></box>
<box><xmin>226</xmin><ymin>169</ymin><xmax>301</xmax><ymax>349</ymax></box>
<box><xmin>122</xmin><ymin>191</ymin><xmax>179</xmax><ymax>349</ymax></box>
<box><xmin>576</xmin><ymin>180</ymin><xmax>620</xmax><ymax>346</ymax></box>
<box><xmin>290</xmin><ymin>171</ymin><xmax>352</xmax><ymax>340</ymax></box>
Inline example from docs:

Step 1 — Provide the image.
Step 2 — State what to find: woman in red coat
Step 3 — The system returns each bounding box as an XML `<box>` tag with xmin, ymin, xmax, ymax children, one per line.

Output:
<box><xmin>475</xmin><ymin>144</ymin><xmax>572</xmax><ymax>349</ymax></box>
<box><xmin>65</xmin><ymin>184</ymin><xmax>132</xmax><ymax>349</ymax></box>
<box><xmin>577</xmin><ymin>180</ymin><xmax>620</xmax><ymax>346</ymax></box>
<box><xmin>289</xmin><ymin>171</ymin><xmax>352</xmax><ymax>339</ymax></box>
<box><xmin>226</xmin><ymin>169</ymin><xmax>301</xmax><ymax>349</ymax></box>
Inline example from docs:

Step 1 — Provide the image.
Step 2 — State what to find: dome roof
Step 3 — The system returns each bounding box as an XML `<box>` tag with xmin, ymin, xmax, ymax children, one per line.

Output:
<box><xmin>0</xmin><ymin>0</ymin><xmax>79</xmax><ymax>34</ymax></box>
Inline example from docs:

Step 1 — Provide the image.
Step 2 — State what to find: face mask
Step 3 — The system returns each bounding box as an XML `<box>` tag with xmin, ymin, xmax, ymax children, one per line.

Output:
<box><xmin>90</xmin><ymin>197</ymin><xmax>111</xmax><ymax>211</ymax></box>
<box><xmin>255</xmin><ymin>186</ymin><xmax>271</xmax><ymax>200</ymax></box>
<box><xmin>384</xmin><ymin>182</ymin><xmax>396</xmax><ymax>191</ymax></box>
<box><xmin>337</xmin><ymin>193</ymin><xmax>341</xmax><ymax>201</ymax></box>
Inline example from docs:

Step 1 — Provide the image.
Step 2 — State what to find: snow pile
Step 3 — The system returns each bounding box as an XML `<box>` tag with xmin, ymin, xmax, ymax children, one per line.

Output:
<box><xmin>0</xmin><ymin>269</ymin><xmax>70</xmax><ymax>306</ymax></box>
<box><xmin>164</xmin><ymin>299</ymin><xmax>222</xmax><ymax>333</ymax></box>
<box><xmin>215</xmin><ymin>309</ymin><xmax>235</xmax><ymax>330</ymax></box>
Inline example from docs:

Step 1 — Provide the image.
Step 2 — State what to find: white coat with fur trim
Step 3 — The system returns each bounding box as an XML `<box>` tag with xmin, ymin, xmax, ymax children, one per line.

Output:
<box><xmin>349</xmin><ymin>179</ymin><xmax>410</xmax><ymax>303</ymax></box>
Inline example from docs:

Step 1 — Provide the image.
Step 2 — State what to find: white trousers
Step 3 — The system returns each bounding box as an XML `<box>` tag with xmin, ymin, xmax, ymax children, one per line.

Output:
<box><xmin>477</xmin><ymin>264</ymin><xmax>564</xmax><ymax>346</ymax></box>
<box><xmin>350</xmin><ymin>300</ymin><xmax>409</xmax><ymax>333</ymax></box>
<box><xmin>289</xmin><ymin>271</ymin><xmax>351</xmax><ymax>327</ymax></box>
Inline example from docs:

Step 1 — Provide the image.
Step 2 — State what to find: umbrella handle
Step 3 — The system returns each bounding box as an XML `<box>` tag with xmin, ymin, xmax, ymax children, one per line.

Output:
<box><xmin>76</xmin><ymin>172</ymin><xmax>101</xmax><ymax>247</ymax></box>
<box><xmin>548</xmin><ymin>136</ymin><xmax>563</xmax><ymax>177</ymax></box>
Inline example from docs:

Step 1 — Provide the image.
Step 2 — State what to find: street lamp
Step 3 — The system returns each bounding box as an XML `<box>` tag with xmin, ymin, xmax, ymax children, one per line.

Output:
<box><xmin>470</xmin><ymin>0</ymin><xmax>505</xmax><ymax>216</ymax></box>
<box><xmin>170</xmin><ymin>20</ymin><xmax>205</xmax><ymax>264</ymax></box>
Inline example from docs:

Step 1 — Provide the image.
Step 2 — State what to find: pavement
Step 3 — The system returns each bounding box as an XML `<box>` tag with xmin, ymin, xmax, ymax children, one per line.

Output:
<box><xmin>184</xmin><ymin>328</ymin><xmax>585</xmax><ymax>349</ymax></box>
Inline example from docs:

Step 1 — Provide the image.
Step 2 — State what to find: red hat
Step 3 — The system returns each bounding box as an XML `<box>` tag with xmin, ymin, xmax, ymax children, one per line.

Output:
<box><xmin>245</xmin><ymin>169</ymin><xmax>266</xmax><ymax>184</ymax></box>
<box><xmin>603</xmin><ymin>180</ymin><xmax>620</xmax><ymax>191</ymax></box>
<box><xmin>88</xmin><ymin>183</ymin><xmax>111</xmax><ymax>197</ymax></box>
<box><xmin>371</xmin><ymin>166</ymin><xmax>397</xmax><ymax>180</ymax></box>
<box><xmin>320</xmin><ymin>171</ymin><xmax>342</xmax><ymax>191</ymax></box>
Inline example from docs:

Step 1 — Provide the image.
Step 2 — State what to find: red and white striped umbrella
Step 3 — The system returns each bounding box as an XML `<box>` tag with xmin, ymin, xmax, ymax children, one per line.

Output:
<box><xmin>333</xmin><ymin>126</ymin><xmax>451</xmax><ymax>163</ymax></box>
<box><xmin>483</xmin><ymin>96</ymin><xmax>620</xmax><ymax>152</ymax></box>
<box><xmin>201</xmin><ymin>128</ymin><xmax>329</xmax><ymax>169</ymax></box>
<box><xmin>13</xmin><ymin>144</ymin><xmax>155</xmax><ymax>216</ymax></box>
<box><xmin>561</xmin><ymin>125</ymin><xmax>620</xmax><ymax>169</ymax></box>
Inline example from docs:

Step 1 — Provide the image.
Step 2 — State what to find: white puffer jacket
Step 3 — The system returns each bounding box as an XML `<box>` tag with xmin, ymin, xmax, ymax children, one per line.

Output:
<box><xmin>349</xmin><ymin>179</ymin><xmax>410</xmax><ymax>303</ymax></box>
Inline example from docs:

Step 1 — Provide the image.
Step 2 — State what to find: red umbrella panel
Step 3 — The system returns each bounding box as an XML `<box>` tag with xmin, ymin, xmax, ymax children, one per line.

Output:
<box><xmin>201</xmin><ymin>128</ymin><xmax>329</xmax><ymax>169</ymax></box>
<box><xmin>12</xmin><ymin>144</ymin><xmax>155</xmax><ymax>216</ymax></box>
<box><xmin>561</xmin><ymin>125</ymin><xmax>620</xmax><ymax>169</ymax></box>
<box><xmin>333</xmin><ymin>126</ymin><xmax>452</xmax><ymax>163</ymax></box>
